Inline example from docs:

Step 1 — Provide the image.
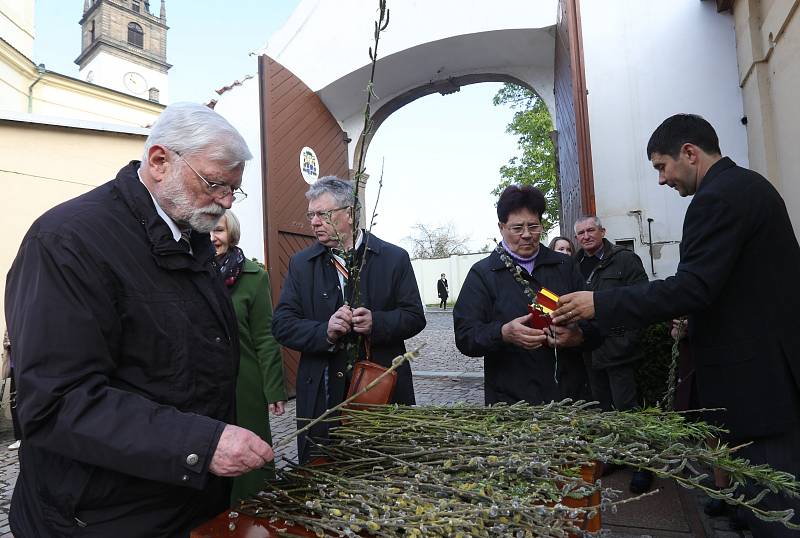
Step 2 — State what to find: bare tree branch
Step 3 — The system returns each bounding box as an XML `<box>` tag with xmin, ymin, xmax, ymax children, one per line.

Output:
<box><xmin>406</xmin><ymin>222</ymin><xmax>469</xmax><ymax>259</ymax></box>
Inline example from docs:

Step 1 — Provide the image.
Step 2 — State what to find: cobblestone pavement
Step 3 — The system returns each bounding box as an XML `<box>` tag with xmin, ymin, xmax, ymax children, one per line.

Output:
<box><xmin>0</xmin><ymin>312</ymin><xmax>756</xmax><ymax>537</ymax></box>
<box><xmin>408</xmin><ymin>310</ymin><xmax>483</xmax><ymax>375</ymax></box>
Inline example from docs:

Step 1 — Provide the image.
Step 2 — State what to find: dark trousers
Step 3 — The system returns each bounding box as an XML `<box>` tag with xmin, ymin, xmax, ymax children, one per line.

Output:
<box><xmin>587</xmin><ymin>362</ymin><xmax>639</xmax><ymax>411</ymax></box>
<box><xmin>439</xmin><ymin>296</ymin><xmax>447</xmax><ymax>308</ymax></box>
<box><xmin>9</xmin><ymin>368</ymin><xmax>20</xmax><ymax>439</ymax></box>
<box><xmin>736</xmin><ymin>428</ymin><xmax>800</xmax><ymax>537</ymax></box>
<box><xmin>558</xmin><ymin>354</ymin><xmax>591</xmax><ymax>402</ymax></box>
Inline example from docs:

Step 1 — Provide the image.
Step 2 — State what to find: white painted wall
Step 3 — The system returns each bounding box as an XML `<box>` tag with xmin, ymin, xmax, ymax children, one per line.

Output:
<box><xmin>264</xmin><ymin>0</ymin><xmax>559</xmax><ymax>166</ymax></box>
<box><xmin>0</xmin><ymin>0</ymin><xmax>35</xmax><ymax>59</ymax></box>
<box><xmin>580</xmin><ymin>0</ymin><xmax>748</xmax><ymax>278</ymax></box>
<box><xmin>266</xmin><ymin>0</ymin><xmax>558</xmax><ymax>93</ymax></box>
<box><xmin>79</xmin><ymin>50</ymin><xmax>169</xmax><ymax>103</ymax></box>
<box><xmin>213</xmin><ymin>74</ymin><xmax>266</xmax><ymax>263</ymax></box>
<box><xmin>411</xmin><ymin>252</ymin><xmax>489</xmax><ymax>307</ymax></box>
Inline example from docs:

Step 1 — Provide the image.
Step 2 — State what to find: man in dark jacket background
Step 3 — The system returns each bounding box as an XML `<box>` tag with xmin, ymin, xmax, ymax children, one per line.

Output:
<box><xmin>574</xmin><ymin>215</ymin><xmax>648</xmax><ymax>413</ymax></box>
<box><xmin>574</xmin><ymin>215</ymin><xmax>651</xmax><ymax>493</ymax></box>
<box><xmin>5</xmin><ymin>103</ymin><xmax>274</xmax><ymax>537</ymax></box>
<box><xmin>554</xmin><ymin>114</ymin><xmax>800</xmax><ymax>536</ymax></box>
<box><xmin>272</xmin><ymin>176</ymin><xmax>425</xmax><ymax>463</ymax></box>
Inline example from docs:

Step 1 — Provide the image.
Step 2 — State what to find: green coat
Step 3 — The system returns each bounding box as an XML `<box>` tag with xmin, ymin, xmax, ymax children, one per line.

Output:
<box><xmin>230</xmin><ymin>258</ymin><xmax>288</xmax><ymax>503</ymax></box>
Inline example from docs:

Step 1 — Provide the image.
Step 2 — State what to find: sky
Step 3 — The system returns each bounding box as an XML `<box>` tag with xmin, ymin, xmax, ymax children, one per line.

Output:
<box><xmin>33</xmin><ymin>1</ymin><xmax>522</xmax><ymax>253</ymax></box>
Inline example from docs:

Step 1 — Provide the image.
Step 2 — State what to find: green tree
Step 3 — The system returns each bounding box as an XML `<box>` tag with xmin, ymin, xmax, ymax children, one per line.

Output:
<box><xmin>492</xmin><ymin>84</ymin><xmax>558</xmax><ymax>231</ymax></box>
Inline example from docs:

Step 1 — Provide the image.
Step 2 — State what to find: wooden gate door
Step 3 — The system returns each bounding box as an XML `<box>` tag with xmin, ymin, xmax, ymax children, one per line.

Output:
<box><xmin>258</xmin><ymin>55</ymin><xmax>351</xmax><ymax>396</ymax></box>
<box><xmin>554</xmin><ymin>0</ymin><xmax>595</xmax><ymax>237</ymax></box>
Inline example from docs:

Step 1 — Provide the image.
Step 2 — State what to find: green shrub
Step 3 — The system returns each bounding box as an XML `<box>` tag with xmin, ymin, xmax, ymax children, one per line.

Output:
<box><xmin>635</xmin><ymin>322</ymin><xmax>674</xmax><ymax>407</ymax></box>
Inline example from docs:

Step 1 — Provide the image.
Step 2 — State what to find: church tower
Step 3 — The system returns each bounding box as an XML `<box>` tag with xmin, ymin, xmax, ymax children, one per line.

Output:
<box><xmin>75</xmin><ymin>0</ymin><xmax>170</xmax><ymax>103</ymax></box>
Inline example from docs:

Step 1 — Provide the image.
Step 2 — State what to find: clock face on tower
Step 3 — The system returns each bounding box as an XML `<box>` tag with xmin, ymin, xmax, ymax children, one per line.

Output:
<box><xmin>123</xmin><ymin>71</ymin><xmax>147</xmax><ymax>94</ymax></box>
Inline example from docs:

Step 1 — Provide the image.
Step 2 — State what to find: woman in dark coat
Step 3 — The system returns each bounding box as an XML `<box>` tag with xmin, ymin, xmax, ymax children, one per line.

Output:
<box><xmin>212</xmin><ymin>210</ymin><xmax>287</xmax><ymax>502</ymax></box>
<box><xmin>437</xmin><ymin>273</ymin><xmax>449</xmax><ymax>309</ymax></box>
<box><xmin>453</xmin><ymin>185</ymin><xmax>599</xmax><ymax>405</ymax></box>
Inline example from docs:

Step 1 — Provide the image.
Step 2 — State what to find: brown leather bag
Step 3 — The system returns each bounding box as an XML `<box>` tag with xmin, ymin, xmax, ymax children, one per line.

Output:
<box><xmin>344</xmin><ymin>337</ymin><xmax>396</xmax><ymax>407</ymax></box>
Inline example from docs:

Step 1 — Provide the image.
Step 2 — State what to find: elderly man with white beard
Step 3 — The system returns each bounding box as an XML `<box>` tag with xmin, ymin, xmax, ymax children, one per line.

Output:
<box><xmin>5</xmin><ymin>103</ymin><xmax>273</xmax><ymax>537</ymax></box>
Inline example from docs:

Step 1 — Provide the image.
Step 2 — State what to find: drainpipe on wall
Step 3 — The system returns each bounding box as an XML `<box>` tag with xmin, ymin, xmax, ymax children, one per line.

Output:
<box><xmin>27</xmin><ymin>63</ymin><xmax>47</xmax><ymax>113</ymax></box>
<box><xmin>647</xmin><ymin>217</ymin><xmax>656</xmax><ymax>276</ymax></box>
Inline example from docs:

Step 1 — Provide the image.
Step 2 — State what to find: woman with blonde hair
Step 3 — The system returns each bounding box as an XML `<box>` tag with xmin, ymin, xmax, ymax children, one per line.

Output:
<box><xmin>211</xmin><ymin>210</ymin><xmax>287</xmax><ymax>502</ymax></box>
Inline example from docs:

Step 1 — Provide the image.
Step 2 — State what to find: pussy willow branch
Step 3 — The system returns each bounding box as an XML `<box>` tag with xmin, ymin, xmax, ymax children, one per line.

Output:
<box><xmin>660</xmin><ymin>318</ymin><xmax>686</xmax><ymax>410</ymax></box>
<box><xmin>350</xmin><ymin>158</ymin><xmax>385</xmax><ymax>308</ymax></box>
<box><xmin>348</xmin><ymin>0</ymin><xmax>389</xmax><ymax>292</ymax></box>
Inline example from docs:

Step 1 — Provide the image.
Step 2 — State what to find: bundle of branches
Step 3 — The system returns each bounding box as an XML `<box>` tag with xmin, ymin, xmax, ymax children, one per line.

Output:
<box><xmin>239</xmin><ymin>401</ymin><xmax>800</xmax><ymax>537</ymax></box>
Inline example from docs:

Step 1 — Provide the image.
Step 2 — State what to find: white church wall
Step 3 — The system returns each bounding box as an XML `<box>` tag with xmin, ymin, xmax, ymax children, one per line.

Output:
<box><xmin>78</xmin><ymin>50</ymin><xmax>169</xmax><ymax>104</ymax></box>
<box><xmin>266</xmin><ymin>0</ymin><xmax>558</xmax><ymax>94</ymax></box>
<box><xmin>213</xmin><ymin>74</ymin><xmax>266</xmax><ymax>263</ymax></box>
<box><xmin>265</xmin><ymin>0</ymin><xmax>559</xmax><ymax>167</ymax></box>
<box><xmin>580</xmin><ymin>0</ymin><xmax>748</xmax><ymax>278</ymax></box>
<box><xmin>0</xmin><ymin>0</ymin><xmax>35</xmax><ymax>60</ymax></box>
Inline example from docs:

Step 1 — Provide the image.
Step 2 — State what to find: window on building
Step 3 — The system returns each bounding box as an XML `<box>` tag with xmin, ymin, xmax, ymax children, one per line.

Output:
<box><xmin>132</xmin><ymin>1</ymin><xmax>140</xmax><ymax>12</ymax></box>
<box><xmin>127</xmin><ymin>22</ymin><xmax>144</xmax><ymax>48</ymax></box>
<box><xmin>615</xmin><ymin>239</ymin><xmax>635</xmax><ymax>251</ymax></box>
<box><xmin>148</xmin><ymin>87</ymin><xmax>160</xmax><ymax>103</ymax></box>
<box><xmin>90</xmin><ymin>20</ymin><xmax>95</xmax><ymax>42</ymax></box>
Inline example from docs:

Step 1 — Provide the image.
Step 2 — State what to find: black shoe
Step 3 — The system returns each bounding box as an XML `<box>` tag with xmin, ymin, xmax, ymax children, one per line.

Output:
<box><xmin>629</xmin><ymin>470</ymin><xmax>654</xmax><ymax>494</ymax></box>
<box><xmin>704</xmin><ymin>497</ymin><xmax>728</xmax><ymax>517</ymax></box>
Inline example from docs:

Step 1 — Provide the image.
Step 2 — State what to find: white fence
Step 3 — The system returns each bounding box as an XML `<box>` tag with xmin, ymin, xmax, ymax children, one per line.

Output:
<box><xmin>410</xmin><ymin>252</ymin><xmax>489</xmax><ymax>307</ymax></box>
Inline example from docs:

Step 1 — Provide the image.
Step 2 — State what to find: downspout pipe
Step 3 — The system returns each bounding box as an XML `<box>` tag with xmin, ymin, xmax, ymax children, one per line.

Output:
<box><xmin>27</xmin><ymin>64</ymin><xmax>47</xmax><ymax>113</ymax></box>
<box><xmin>647</xmin><ymin>217</ymin><xmax>656</xmax><ymax>276</ymax></box>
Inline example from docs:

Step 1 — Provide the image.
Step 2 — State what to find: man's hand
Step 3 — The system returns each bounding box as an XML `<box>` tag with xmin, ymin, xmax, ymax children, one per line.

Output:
<box><xmin>671</xmin><ymin>318</ymin><xmax>688</xmax><ymax>340</ymax></box>
<box><xmin>546</xmin><ymin>324</ymin><xmax>584</xmax><ymax>348</ymax></box>
<box><xmin>501</xmin><ymin>314</ymin><xmax>547</xmax><ymax>350</ymax></box>
<box><xmin>351</xmin><ymin>307</ymin><xmax>373</xmax><ymax>335</ymax></box>
<box><xmin>268</xmin><ymin>401</ymin><xmax>286</xmax><ymax>416</ymax></box>
<box><xmin>327</xmin><ymin>305</ymin><xmax>353</xmax><ymax>342</ymax></box>
<box><xmin>551</xmin><ymin>291</ymin><xmax>595</xmax><ymax>325</ymax></box>
<box><xmin>209</xmin><ymin>424</ymin><xmax>274</xmax><ymax>477</ymax></box>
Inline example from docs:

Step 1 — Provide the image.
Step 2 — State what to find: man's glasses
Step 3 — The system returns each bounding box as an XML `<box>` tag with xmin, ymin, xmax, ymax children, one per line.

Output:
<box><xmin>506</xmin><ymin>223</ymin><xmax>543</xmax><ymax>235</ymax></box>
<box><xmin>306</xmin><ymin>206</ymin><xmax>350</xmax><ymax>222</ymax></box>
<box><xmin>174</xmin><ymin>151</ymin><xmax>247</xmax><ymax>203</ymax></box>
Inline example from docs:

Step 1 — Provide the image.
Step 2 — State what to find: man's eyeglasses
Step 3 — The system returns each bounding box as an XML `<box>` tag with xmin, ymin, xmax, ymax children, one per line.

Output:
<box><xmin>506</xmin><ymin>223</ymin><xmax>543</xmax><ymax>236</ymax></box>
<box><xmin>174</xmin><ymin>151</ymin><xmax>247</xmax><ymax>203</ymax></box>
<box><xmin>306</xmin><ymin>206</ymin><xmax>350</xmax><ymax>222</ymax></box>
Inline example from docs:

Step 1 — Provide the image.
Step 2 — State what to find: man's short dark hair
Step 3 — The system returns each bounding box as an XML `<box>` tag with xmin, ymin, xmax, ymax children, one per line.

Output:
<box><xmin>646</xmin><ymin>114</ymin><xmax>721</xmax><ymax>160</ymax></box>
<box><xmin>496</xmin><ymin>185</ymin><xmax>546</xmax><ymax>223</ymax></box>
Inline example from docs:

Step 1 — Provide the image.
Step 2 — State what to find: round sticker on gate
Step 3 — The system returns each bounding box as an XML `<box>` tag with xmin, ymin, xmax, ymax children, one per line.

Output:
<box><xmin>300</xmin><ymin>147</ymin><xmax>320</xmax><ymax>184</ymax></box>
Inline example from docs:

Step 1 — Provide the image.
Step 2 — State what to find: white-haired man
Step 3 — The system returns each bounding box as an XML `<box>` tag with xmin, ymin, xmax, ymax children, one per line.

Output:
<box><xmin>5</xmin><ymin>102</ymin><xmax>273</xmax><ymax>537</ymax></box>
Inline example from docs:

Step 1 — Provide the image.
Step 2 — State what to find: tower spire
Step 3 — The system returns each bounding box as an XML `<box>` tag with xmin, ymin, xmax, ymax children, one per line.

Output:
<box><xmin>83</xmin><ymin>0</ymin><xmax>91</xmax><ymax>13</ymax></box>
<box><xmin>160</xmin><ymin>0</ymin><xmax>166</xmax><ymax>20</ymax></box>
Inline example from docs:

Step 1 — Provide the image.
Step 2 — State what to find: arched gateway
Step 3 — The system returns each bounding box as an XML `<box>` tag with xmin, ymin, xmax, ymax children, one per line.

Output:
<box><xmin>249</xmin><ymin>0</ymin><xmax>594</xmax><ymax>394</ymax></box>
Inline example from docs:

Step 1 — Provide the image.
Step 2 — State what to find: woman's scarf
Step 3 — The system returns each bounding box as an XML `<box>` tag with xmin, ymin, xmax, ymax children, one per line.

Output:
<box><xmin>218</xmin><ymin>246</ymin><xmax>246</xmax><ymax>289</ymax></box>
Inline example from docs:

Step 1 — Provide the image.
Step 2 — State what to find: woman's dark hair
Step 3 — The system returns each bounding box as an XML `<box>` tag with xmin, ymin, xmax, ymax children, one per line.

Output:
<box><xmin>646</xmin><ymin>113</ymin><xmax>721</xmax><ymax>160</ymax></box>
<box><xmin>496</xmin><ymin>185</ymin><xmax>546</xmax><ymax>223</ymax></box>
<box><xmin>548</xmin><ymin>236</ymin><xmax>575</xmax><ymax>254</ymax></box>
